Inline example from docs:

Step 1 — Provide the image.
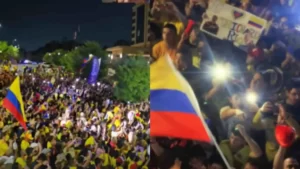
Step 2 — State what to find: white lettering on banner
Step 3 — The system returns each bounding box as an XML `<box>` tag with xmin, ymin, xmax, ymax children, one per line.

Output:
<box><xmin>200</xmin><ymin>0</ymin><xmax>267</xmax><ymax>51</ymax></box>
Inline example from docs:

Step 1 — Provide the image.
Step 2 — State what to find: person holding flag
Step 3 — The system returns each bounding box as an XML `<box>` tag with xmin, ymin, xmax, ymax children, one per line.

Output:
<box><xmin>2</xmin><ymin>76</ymin><xmax>27</xmax><ymax>130</ymax></box>
<box><xmin>150</xmin><ymin>55</ymin><xmax>233</xmax><ymax>168</ymax></box>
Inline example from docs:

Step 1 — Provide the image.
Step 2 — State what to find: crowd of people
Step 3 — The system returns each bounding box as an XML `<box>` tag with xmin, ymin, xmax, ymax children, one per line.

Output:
<box><xmin>149</xmin><ymin>0</ymin><xmax>300</xmax><ymax>169</ymax></box>
<box><xmin>0</xmin><ymin>63</ymin><xmax>150</xmax><ymax>169</ymax></box>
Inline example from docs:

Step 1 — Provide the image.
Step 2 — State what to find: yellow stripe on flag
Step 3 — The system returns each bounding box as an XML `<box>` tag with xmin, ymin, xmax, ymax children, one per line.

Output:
<box><xmin>9</xmin><ymin>77</ymin><xmax>26</xmax><ymax>122</ymax></box>
<box><xmin>248</xmin><ymin>15</ymin><xmax>265</xmax><ymax>28</ymax></box>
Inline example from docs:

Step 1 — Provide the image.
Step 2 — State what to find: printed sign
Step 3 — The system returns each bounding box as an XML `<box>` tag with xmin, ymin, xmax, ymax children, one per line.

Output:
<box><xmin>200</xmin><ymin>0</ymin><xmax>267</xmax><ymax>51</ymax></box>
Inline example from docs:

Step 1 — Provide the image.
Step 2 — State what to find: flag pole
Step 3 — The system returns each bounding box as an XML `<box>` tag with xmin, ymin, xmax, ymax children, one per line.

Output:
<box><xmin>208</xmin><ymin>128</ymin><xmax>232</xmax><ymax>169</ymax></box>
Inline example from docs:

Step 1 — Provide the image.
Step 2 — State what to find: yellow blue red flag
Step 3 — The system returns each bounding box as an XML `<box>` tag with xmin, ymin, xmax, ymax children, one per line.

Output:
<box><xmin>3</xmin><ymin>76</ymin><xmax>27</xmax><ymax>130</ymax></box>
<box><xmin>150</xmin><ymin>55</ymin><xmax>211</xmax><ymax>142</ymax></box>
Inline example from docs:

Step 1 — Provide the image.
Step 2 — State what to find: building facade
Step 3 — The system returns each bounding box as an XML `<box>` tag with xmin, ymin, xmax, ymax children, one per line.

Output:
<box><xmin>106</xmin><ymin>4</ymin><xmax>151</xmax><ymax>58</ymax></box>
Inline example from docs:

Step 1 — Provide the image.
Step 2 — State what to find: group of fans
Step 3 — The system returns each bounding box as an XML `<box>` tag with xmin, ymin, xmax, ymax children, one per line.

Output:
<box><xmin>0</xmin><ymin>64</ymin><xmax>150</xmax><ymax>169</ymax></box>
<box><xmin>150</xmin><ymin>0</ymin><xmax>300</xmax><ymax>169</ymax></box>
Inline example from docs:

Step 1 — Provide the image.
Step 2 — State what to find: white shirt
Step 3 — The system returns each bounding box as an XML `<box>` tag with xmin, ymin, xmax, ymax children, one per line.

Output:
<box><xmin>127</xmin><ymin>111</ymin><xmax>135</xmax><ymax>122</ymax></box>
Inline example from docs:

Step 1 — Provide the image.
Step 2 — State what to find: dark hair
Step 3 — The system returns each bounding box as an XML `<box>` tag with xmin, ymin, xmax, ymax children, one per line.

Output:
<box><xmin>158</xmin><ymin>150</ymin><xmax>177</xmax><ymax>169</ymax></box>
<box><xmin>246</xmin><ymin>157</ymin><xmax>267</xmax><ymax>169</ymax></box>
<box><xmin>95</xmin><ymin>158</ymin><xmax>102</xmax><ymax>165</ymax></box>
<box><xmin>208</xmin><ymin>154</ymin><xmax>226</xmax><ymax>169</ymax></box>
<box><xmin>38</xmin><ymin>154</ymin><xmax>47</xmax><ymax>161</ymax></box>
<box><xmin>163</xmin><ymin>24</ymin><xmax>177</xmax><ymax>34</ymax></box>
<box><xmin>187</xmin><ymin>144</ymin><xmax>206</xmax><ymax>159</ymax></box>
<box><xmin>38</xmin><ymin>165</ymin><xmax>48</xmax><ymax>169</ymax></box>
<box><xmin>286</xmin><ymin>78</ymin><xmax>300</xmax><ymax>91</ymax></box>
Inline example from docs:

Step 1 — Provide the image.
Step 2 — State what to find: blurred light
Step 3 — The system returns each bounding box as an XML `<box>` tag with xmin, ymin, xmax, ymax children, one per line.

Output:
<box><xmin>72</xmin><ymin>85</ymin><xmax>75</xmax><ymax>88</ymax></box>
<box><xmin>61</xmin><ymin>77</ymin><xmax>64</xmax><ymax>80</ymax></box>
<box><xmin>0</xmin><ymin>23</ymin><xmax>2</xmax><ymax>28</ymax></box>
<box><xmin>0</xmin><ymin>51</ymin><xmax>2</xmax><ymax>53</ymax></box>
<box><xmin>120</xmin><ymin>53</ymin><xmax>123</xmax><ymax>58</ymax></box>
<box><xmin>296</xmin><ymin>25</ymin><xmax>300</xmax><ymax>31</ymax></box>
<box><xmin>32</xmin><ymin>77</ymin><xmax>35</xmax><ymax>81</ymax></box>
<box><xmin>246</xmin><ymin>92</ymin><xmax>258</xmax><ymax>104</ymax></box>
<box><xmin>92</xmin><ymin>83</ymin><xmax>95</xmax><ymax>86</ymax></box>
<box><xmin>43</xmin><ymin>80</ymin><xmax>46</xmax><ymax>83</ymax></box>
<box><xmin>15</xmin><ymin>73</ymin><xmax>18</xmax><ymax>76</ymax></box>
<box><xmin>58</xmin><ymin>52</ymin><xmax>61</xmax><ymax>55</ymax></box>
<box><xmin>97</xmin><ymin>82</ymin><xmax>100</xmax><ymax>86</ymax></box>
<box><xmin>29</xmin><ymin>73</ymin><xmax>32</xmax><ymax>76</ymax></box>
<box><xmin>47</xmin><ymin>81</ymin><xmax>50</xmax><ymax>84</ymax></box>
<box><xmin>24</xmin><ymin>60</ymin><xmax>31</xmax><ymax>64</ymax></box>
<box><xmin>211</xmin><ymin>63</ymin><xmax>231</xmax><ymax>81</ymax></box>
<box><xmin>89</xmin><ymin>54</ymin><xmax>93</xmax><ymax>58</ymax></box>
<box><xmin>76</xmin><ymin>78</ymin><xmax>79</xmax><ymax>82</ymax></box>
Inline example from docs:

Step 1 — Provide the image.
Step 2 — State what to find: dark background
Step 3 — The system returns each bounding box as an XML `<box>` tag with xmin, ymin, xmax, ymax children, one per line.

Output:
<box><xmin>0</xmin><ymin>0</ymin><xmax>134</xmax><ymax>51</ymax></box>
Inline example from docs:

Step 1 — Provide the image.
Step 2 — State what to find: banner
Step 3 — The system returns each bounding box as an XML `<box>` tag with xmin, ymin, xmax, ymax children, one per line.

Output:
<box><xmin>88</xmin><ymin>58</ymin><xmax>101</xmax><ymax>84</ymax></box>
<box><xmin>200</xmin><ymin>0</ymin><xmax>267</xmax><ymax>51</ymax></box>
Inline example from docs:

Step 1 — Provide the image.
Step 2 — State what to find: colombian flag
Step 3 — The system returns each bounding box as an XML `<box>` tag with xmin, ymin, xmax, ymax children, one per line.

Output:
<box><xmin>80</xmin><ymin>56</ymin><xmax>93</xmax><ymax>72</ymax></box>
<box><xmin>248</xmin><ymin>16</ymin><xmax>265</xmax><ymax>29</ymax></box>
<box><xmin>3</xmin><ymin>76</ymin><xmax>27</xmax><ymax>130</ymax></box>
<box><xmin>150</xmin><ymin>55</ymin><xmax>211</xmax><ymax>142</ymax></box>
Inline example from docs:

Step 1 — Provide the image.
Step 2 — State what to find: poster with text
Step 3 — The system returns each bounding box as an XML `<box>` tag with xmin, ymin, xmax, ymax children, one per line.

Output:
<box><xmin>200</xmin><ymin>0</ymin><xmax>267</xmax><ymax>51</ymax></box>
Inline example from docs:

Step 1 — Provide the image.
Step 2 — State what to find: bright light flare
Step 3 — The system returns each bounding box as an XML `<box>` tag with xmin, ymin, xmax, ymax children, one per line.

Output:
<box><xmin>211</xmin><ymin>63</ymin><xmax>231</xmax><ymax>81</ymax></box>
<box><xmin>246</xmin><ymin>92</ymin><xmax>258</xmax><ymax>104</ymax></box>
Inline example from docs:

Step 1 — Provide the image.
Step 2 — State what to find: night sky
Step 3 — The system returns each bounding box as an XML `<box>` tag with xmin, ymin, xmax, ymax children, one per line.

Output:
<box><xmin>0</xmin><ymin>0</ymin><xmax>133</xmax><ymax>51</ymax></box>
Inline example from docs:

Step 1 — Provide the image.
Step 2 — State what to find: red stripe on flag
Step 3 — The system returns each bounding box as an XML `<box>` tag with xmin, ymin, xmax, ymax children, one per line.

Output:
<box><xmin>3</xmin><ymin>98</ymin><xmax>27</xmax><ymax>130</ymax></box>
<box><xmin>150</xmin><ymin>111</ymin><xmax>210</xmax><ymax>142</ymax></box>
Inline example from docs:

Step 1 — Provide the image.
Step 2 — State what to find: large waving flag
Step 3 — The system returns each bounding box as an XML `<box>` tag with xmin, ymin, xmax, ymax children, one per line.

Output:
<box><xmin>150</xmin><ymin>55</ymin><xmax>211</xmax><ymax>142</ymax></box>
<box><xmin>3</xmin><ymin>76</ymin><xmax>27</xmax><ymax>130</ymax></box>
<box><xmin>80</xmin><ymin>56</ymin><xmax>94</xmax><ymax>73</ymax></box>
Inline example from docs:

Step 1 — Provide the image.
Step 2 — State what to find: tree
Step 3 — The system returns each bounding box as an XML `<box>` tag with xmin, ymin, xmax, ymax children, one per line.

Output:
<box><xmin>31</xmin><ymin>40</ymin><xmax>82</xmax><ymax>62</ymax></box>
<box><xmin>113</xmin><ymin>56</ymin><xmax>149</xmax><ymax>102</ymax></box>
<box><xmin>63</xmin><ymin>41</ymin><xmax>108</xmax><ymax>77</ymax></box>
<box><xmin>43</xmin><ymin>49</ymin><xmax>66</xmax><ymax>65</ymax></box>
<box><xmin>0</xmin><ymin>41</ymin><xmax>19</xmax><ymax>60</ymax></box>
<box><xmin>42</xmin><ymin>41</ymin><xmax>108</xmax><ymax>78</ymax></box>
